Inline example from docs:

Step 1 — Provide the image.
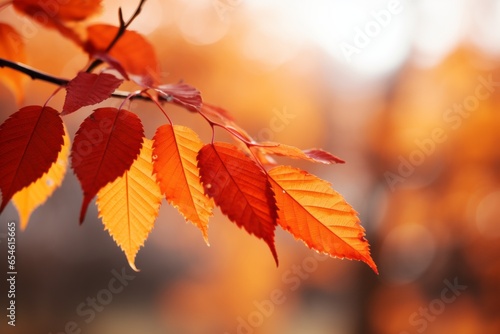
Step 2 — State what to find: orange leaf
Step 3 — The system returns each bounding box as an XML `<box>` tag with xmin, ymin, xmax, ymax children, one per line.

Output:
<box><xmin>0</xmin><ymin>24</ymin><xmax>27</xmax><ymax>104</ymax></box>
<box><xmin>12</xmin><ymin>126</ymin><xmax>70</xmax><ymax>230</ymax></box>
<box><xmin>197</xmin><ymin>143</ymin><xmax>278</xmax><ymax>265</ymax></box>
<box><xmin>0</xmin><ymin>106</ymin><xmax>64</xmax><ymax>213</ymax></box>
<box><xmin>97</xmin><ymin>139</ymin><xmax>162</xmax><ymax>271</ymax></box>
<box><xmin>62</xmin><ymin>72</ymin><xmax>123</xmax><ymax>115</ymax></box>
<box><xmin>13</xmin><ymin>0</ymin><xmax>102</xmax><ymax>22</ymax></box>
<box><xmin>253</xmin><ymin>142</ymin><xmax>345</xmax><ymax>165</ymax></box>
<box><xmin>71</xmin><ymin>107</ymin><xmax>144</xmax><ymax>223</ymax></box>
<box><xmin>85</xmin><ymin>24</ymin><xmax>159</xmax><ymax>85</ymax></box>
<box><xmin>12</xmin><ymin>0</ymin><xmax>101</xmax><ymax>44</ymax></box>
<box><xmin>153</xmin><ymin>125</ymin><xmax>214</xmax><ymax>243</ymax></box>
<box><xmin>268</xmin><ymin>166</ymin><xmax>378</xmax><ymax>273</ymax></box>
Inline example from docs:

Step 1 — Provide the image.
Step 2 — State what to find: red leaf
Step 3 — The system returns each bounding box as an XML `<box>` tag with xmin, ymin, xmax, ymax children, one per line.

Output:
<box><xmin>268</xmin><ymin>166</ymin><xmax>377</xmax><ymax>273</ymax></box>
<box><xmin>156</xmin><ymin>83</ymin><xmax>202</xmax><ymax>112</ymax></box>
<box><xmin>85</xmin><ymin>24</ymin><xmax>159</xmax><ymax>85</ymax></box>
<box><xmin>71</xmin><ymin>108</ymin><xmax>143</xmax><ymax>223</ymax></box>
<box><xmin>62</xmin><ymin>72</ymin><xmax>123</xmax><ymax>115</ymax></box>
<box><xmin>0</xmin><ymin>106</ymin><xmax>64</xmax><ymax>212</ymax></box>
<box><xmin>197</xmin><ymin>143</ymin><xmax>278</xmax><ymax>265</ymax></box>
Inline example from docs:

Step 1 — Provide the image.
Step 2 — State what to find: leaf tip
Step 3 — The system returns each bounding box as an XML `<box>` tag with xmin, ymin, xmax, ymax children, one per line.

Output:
<box><xmin>203</xmin><ymin>235</ymin><xmax>210</xmax><ymax>247</ymax></box>
<box><xmin>79</xmin><ymin>197</ymin><xmax>92</xmax><ymax>224</ymax></box>
<box><xmin>128</xmin><ymin>260</ymin><xmax>140</xmax><ymax>273</ymax></box>
<box><xmin>365</xmin><ymin>255</ymin><xmax>379</xmax><ymax>275</ymax></box>
<box><xmin>270</xmin><ymin>243</ymin><xmax>279</xmax><ymax>267</ymax></box>
<box><xmin>19</xmin><ymin>216</ymin><xmax>29</xmax><ymax>231</ymax></box>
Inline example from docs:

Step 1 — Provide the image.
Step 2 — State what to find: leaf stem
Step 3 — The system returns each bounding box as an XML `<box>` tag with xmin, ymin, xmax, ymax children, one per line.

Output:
<box><xmin>43</xmin><ymin>86</ymin><xmax>64</xmax><ymax>108</ymax></box>
<box><xmin>144</xmin><ymin>91</ymin><xmax>173</xmax><ymax>125</ymax></box>
<box><xmin>118</xmin><ymin>89</ymin><xmax>145</xmax><ymax>110</ymax></box>
<box><xmin>197</xmin><ymin>107</ymin><xmax>256</xmax><ymax>145</ymax></box>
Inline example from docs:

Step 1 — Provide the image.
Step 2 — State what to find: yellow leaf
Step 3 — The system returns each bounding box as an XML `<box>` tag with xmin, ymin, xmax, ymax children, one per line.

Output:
<box><xmin>153</xmin><ymin>125</ymin><xmax>214</xmax><ymax>244</ymax></box>
<box><xmin>0</xmin><ymin>23</ymin><xmax>27</xmax><ymax>104</ymax></box>
<box><xmin>96</xmin><ymin>138</ymin><xmax>162</xmax><ymax>271</ymax></box>
<box><xmin>12</xmin><ymin>126</ymin><xmax>70</xmax><ymax>230</ymax></box>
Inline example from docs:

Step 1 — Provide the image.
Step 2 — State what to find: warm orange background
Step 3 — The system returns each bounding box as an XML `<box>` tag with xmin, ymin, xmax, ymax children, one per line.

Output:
<box><xmin>1</xmin><ymin>1</ymin><xmax>500</xmax><ymax>333</ymax></box>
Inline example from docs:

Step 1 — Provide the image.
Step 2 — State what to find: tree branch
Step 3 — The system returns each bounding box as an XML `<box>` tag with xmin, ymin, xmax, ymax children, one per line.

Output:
<box><xmin>0</xmin><ymin>58</ymin><xmax>68</xmax><ymax>86</ymax></box>
<box><xmin>0</xmin><ymin>57</ymin><xmax>155</xmax><ymax>102</ymax></box>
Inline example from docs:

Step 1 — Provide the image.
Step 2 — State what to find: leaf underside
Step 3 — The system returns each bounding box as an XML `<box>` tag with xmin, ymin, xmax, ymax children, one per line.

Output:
<box><xmin>156</xmin><ymin>83</ymin><xmax>202</xmax><ymax>111</ymax></box>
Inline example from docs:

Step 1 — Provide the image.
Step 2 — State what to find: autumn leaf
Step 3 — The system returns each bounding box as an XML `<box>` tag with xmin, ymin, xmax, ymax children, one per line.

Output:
<box><xmin>153</xmin><ymin>125</ymin><xmax>214</xmax><ymax>242</ymax></box>
<box><xmin>12</xmin><ymin>126</ymin><xmax>70</xmax><ymax>230</ymax></box>
<box><xmin>97</xmin><ymin>139</ymin><xmax>162</xmax><ymax>271</ymax></box>
<box><xmin>0</xmin><ymin>106</ymin><xmax>64</xmax><ymax>213</ymax></box>
<box><xmin>253</xmin><ymin>142</ymin><xmax>345</xmax><ymax>165</ymax></box>
<box><xmin>85</xmin><ymin>24</ymin><xmax>159</xmax><ymax>85</ymax></box>
<box><xmin>303</xmin><ymin>149</ymin><xmax>345</xmax><ymax>164</ymax></box>
<box><xmin>268</xmin><ymin>166</ymin><xmax>377</xmax><ymax>273</ymax></box>
<box><xmin>71</xmin><ymin>107</ymin><xmax>144</xmax><ymax>223</ymax></box>
<box><xmin>197</xmin><ymin>143</ymin><xmax>278</xmax><ymax>265</ymax></box>
<box><xmin>13</xmin><ymin>0</ymin><xmax>102</xmax><ymax>22</ymax></box>
<box><xmin>62</xmin><ymin>72</ymin><xmax>123</xmax><ymax>115</ymax></box>
<box><xmin>156</xmin><ymin>83</ymin><xmax>202</xmax><ymax>112</ymax></box>
<box><xmin>0</xmin><ymin>23</ymin><xmax>27</xmax><ymax>104</ymax></box>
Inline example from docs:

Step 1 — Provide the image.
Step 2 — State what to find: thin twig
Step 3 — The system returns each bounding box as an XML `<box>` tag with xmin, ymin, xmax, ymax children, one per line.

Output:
<box><xmin>106</xmin><ymin>0</ymin><xmax>147</xmax><ymax>52</ymax></box>
<box><xmin>86</xmin><ymin>0</ymin><xmax>148</xmax><ymax>73</ymax></box>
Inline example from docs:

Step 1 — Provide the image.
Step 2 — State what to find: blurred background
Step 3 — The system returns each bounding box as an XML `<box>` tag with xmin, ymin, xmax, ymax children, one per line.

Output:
<box><xmin>1</xmin><ymin>0</ymin><xmax>500</xmax><ymax>333</ymax></box>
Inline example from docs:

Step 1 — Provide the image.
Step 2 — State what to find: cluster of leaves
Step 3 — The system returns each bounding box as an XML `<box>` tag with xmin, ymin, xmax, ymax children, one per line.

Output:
<box><xmin>0</xmin><ymin>0</ymin><xmax>377</xmax><ymax>273</ymax></box>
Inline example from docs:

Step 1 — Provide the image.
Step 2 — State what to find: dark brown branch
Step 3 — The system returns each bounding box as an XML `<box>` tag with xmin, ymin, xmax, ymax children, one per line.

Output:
<box><xmin>0</xmin><ymin>58</ymin><xmax>68</xmax><ymax>86</ymax></box>
<box><xmin>0</xmin><ymin>57</ymin><xmax>155</xmax><ymax>102</ymax></box>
